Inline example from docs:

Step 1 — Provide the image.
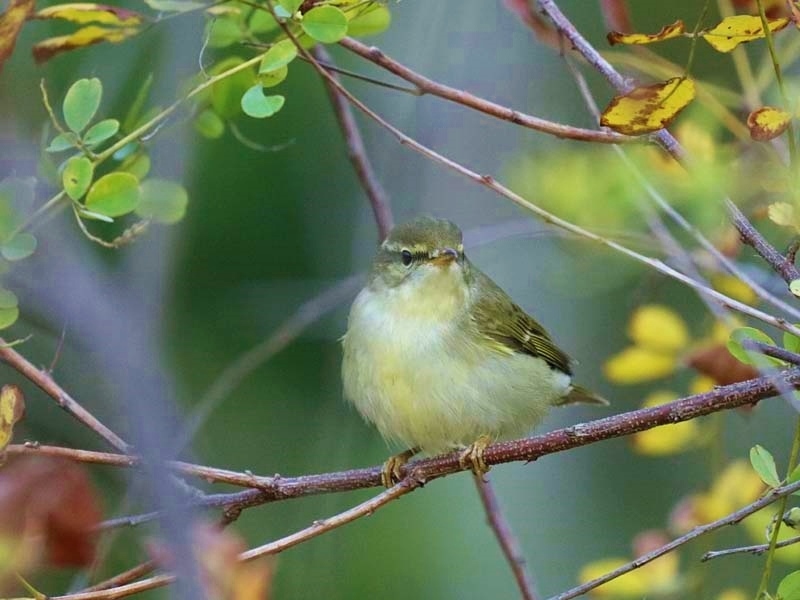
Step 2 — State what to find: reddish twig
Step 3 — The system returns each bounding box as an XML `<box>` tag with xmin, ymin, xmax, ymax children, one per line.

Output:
<box><xmin>337</xmin><ymin>37</ymin><xmax>634</xmax><ymax>145</ymax></box>
<box><xmin>78</xmin><ymin>561</ymin><xmax>157</xmax><ymax>593</ymax></box>
<box><xmin>474</xmin><ymin>474</ymin><xmax>539</xmax><ymax>600</ymax></box>
<box><xmin>0</xmin><ymin>339</ymin><xmax>130</xmax><ymax>452</ymax></box>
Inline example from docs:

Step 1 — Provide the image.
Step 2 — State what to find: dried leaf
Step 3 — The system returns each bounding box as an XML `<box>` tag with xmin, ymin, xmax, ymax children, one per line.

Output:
<box><xmin>600</xmin><ymin>77</ymin><xmax>696</xmax><ymax>135</ymax></box>
<box><xmin>747</xmin><ymin>106</ymin><xmax>791</xmax><ymax>141</ymax></box>
<box><xmin>34</xmin><ymin>2</ymin><xmax>144</xmax><ymax>26</ymax></box>
<box><xmin>702</xmin><ymin>15</ymin><xmax>789</xmax><ymax>52</ymax></box>
<box><xmin>32</xmin><ymin>24</ymin><xmax>140</xmax><ymax>63</ymax></box>
<box><xmin>687</xmin><ymin>343</ymin><xmax>759</xmax><ymax>386</ymax></box>
<box><xmin>0</xmin><ymin>457</ymin><xmax>101</xmax><ymax>569</ymax></box>
<box><xmin>0</xmin><ymin>384</ymin><xmax>24</xmax><ymax>456</ymax></box>
<box><xmin>0</xmin><ymin>0</ymin><xmax>35</xmax><ymax>73</ymax></box>
<box><xmin>607</xmin><ymin>20</ymin><xmax>685</xmax><ymax>45</ymax></box>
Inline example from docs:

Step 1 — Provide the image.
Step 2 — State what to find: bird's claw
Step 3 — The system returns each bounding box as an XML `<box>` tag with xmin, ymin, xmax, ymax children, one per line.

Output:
<box><xmin>459</xmin><ymin>435</ymin><xmax>492</xmax><ymax>480</ymax></box>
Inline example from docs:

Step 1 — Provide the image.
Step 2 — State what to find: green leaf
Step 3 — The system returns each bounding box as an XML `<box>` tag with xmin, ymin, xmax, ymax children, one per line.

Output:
<box><xmin>347</xmin><ymin>3</ymin><xmax>391</xmax><ymax>37</ymax></box>
<box><xmin>136</xmin><ymin>179</ymin><xmax>188</xmax><ymax>224</ymax></box>
<box><xmin>83</xmin><ymin>118</ymin><xmax>119</xmax><ymax>147</ymax></box>
<box><xmin>62</xmin><ymin>156</ymin><xmax>94</xmax><ymax>200</ymax></box>
<box><xmin>785</xmin><ymin>326</ymin><xmax>800</xmax><ymax>355</ymax></box>
<box><xmin>118</xmin><ymin>150</ymin><xmax>151</xmax><ymax>180</ymax></box>
<box><xmin>144</xmin><ymin>0</ymin><xmax>205</xmax><ymax>12</ymax></box>
<box><xmin>301</xmin><ymin>5</ymin><xmax>348</xmax><ymax>43</ymax></box>
<box><xmin>85</xmin><ymin>172</ymin><xmax>140</xmax><ymax>217</ymax></box>
<box><xmin>240</xmin><ymin>86</ymin><xmax>285</xmax><ymax>118</ymax></box>
<box><xmin>46</xmin><ymin>131</ymin><xmax>80</xmax><ymax>152</ymax></box>
<box><xmin>259</xmin><ymin>39</ymin><xmax>297</xmax><ymax>73</ymax></box>
<box><xmin>791</xmin><ymin>279</ymin><xmax>800</xmax><ymax>298</ymax></box>
<box><xmin>0</xmin><ymin>307</ymin><xmax>19</xmax><ymax>329</ymax></box>
<box><xmin>194</xmin><ymin>108</ymin><xmax>225</xmax><ymax>139</ymax></box>
<box><xmin>210</xmin><ymin>57</ymin><xmax>257</xmax><ymax>119</ymax></box>
<box><xmin>727</xmin><ymin>327</ymin><xmax>780</xmax><ymax>366</ymax></box>
<box><xmin>249</xmin><ymin>9</ymin><xmax>278</xmax><ymax>34</ymax></box>
<box><xmin>300</xmin><ymin>5</ymin><xmax>347</xmax><ymax>44</ymax></box>
<box><xmin>258</xmin><ymin>65</ymin><xmax>288</xmax><ymax>88</ymax></box>
<box><xmin>278</xmin><ymin>0</ymin><xmax>302</xmax><ymax>15</ymax></box>
<box><xmin>750</xmin><ymin>444</ymin><xmax>781</xmax><ymax>488</ymax></box>
<box><xmin>778</xmin><ymin>571</ymin><xmax>800</xmax><ymax>600</ymax></box>
<box><xmin>1</xmin><ymin>233</ymin><xmax>37</xmax><ymax>261</ymax></box>
<box><xmin>0</xmin><ymin>288</ymin><xmax>18</xmax><ymax>310</ymax></box>
<box><xmin>63</xmin><ymin>78</ymin><xmax>103</xmax><ymax>133</ymax></box>
<box><xmin>207</xmin><ymin>16</ymin><xmax>243</xmax><ymax>48</ymax></box>
<box><xmin>790</xmin><ymin>462</ymin><xmax>800</xmax><ymax>484</ymax></box>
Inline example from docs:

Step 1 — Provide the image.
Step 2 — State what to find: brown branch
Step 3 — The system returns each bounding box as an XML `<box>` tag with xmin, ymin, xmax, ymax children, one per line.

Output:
<box><xmin>79</xmin><ymin>561</ymin><xmax>157</xmax><ymax>593</ymax></box>
<box><xmin>729</xmin><ymin>199</ymin><xmax>800</xmax><ymax>284</ymax></box>
<box><xmin>0</xmin><ymin>339</ymin><xmax>130</xmax><ymax>452</ymax></box>
<box><xmin>474</xmin><ymin>474</ymin><xmax>539</xmax><ymax>600</ymax></box>
<box><xmin>337</xmin><ymin>37</ymin><xmax>635</xmax><ymax>145</ymax></box>
<box><xmin>51</xmin><ymin>574</ymin><xmax>175</xmax><ymax>600</ymax></box>
<box><xmin>313</xmin><ymin>45</ymin><xmax>393</xmax><ymax>240</ymax></box>
<box><xmin>702</xmin><ymin>535</ymin><xmax>800</xmax><ymax>561</ymax></box>
<box><xmin>551</xmin><ymin>478</ymin><xmax>800</xmax><ymax>600</ymax></box>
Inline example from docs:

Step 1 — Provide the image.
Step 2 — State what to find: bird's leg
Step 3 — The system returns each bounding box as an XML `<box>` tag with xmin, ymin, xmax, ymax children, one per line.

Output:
<box><xmin>381</xmin><ymin>447</ymin><xmax>420</xmax><ymax>487</ymax></box>
<box><xmin>459</xmin><ymin>434</ymin><xmax>493</xmax><ymax>479</ymax></box>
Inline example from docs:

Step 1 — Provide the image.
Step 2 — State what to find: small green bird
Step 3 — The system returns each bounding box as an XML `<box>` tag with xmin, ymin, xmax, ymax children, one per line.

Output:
<box><xmin>342</xmin><ymin>216</ymin><xmax>605</xmax><ymax>486</ymax></box>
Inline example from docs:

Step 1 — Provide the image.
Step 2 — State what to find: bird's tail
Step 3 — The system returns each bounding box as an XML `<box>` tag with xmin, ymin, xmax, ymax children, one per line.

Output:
<box><xmin>555</xmin><ymin>385</ymin><xmax>609</xmax><ymax>407</ymax></box>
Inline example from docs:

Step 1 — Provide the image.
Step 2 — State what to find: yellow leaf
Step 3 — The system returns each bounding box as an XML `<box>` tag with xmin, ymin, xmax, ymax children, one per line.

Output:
<box><xmin>604</xmin><ymin>347</ymin><xmax>678</xmax><ymax>384</ymax></box>
<box><xmin>717</xmin><ymin>590</ymin><xmax>748</xmax><ymax>600</ymax></box>
<box><xmin>601</xmin><ymin>77</ymin><xmax>696</xmax><ymax>135</ymax></box>
<box><xmin>607</xmin><ymin>20</ymin><xmax>685</xmax><ymax>46</ymax></box>
<box><xmin>0</xmin><ymin>383</ymin><xmax>24</xmax><ymax>454</ymax></box>
<box><xmin>579</xmin><ymin>550</ymin><xmax>678</xmax><ymax>597</ymax></box>
<box><xmin>747</xmin><ymin>106</ymin><xmax>792</xmax><ymax>141</ymax></box>
<box><xmin>744</xmin><ymin>508</ymin><xmax>800</xmax><ymax>564</ymax></box>
<box><xmin>0</xmin><ymin>0</ymin><xmax>35</xmax><ymax>72</ymax></box>
<box><xmin>34</xmin><ymin>3</ymin><xmax>144</xmax><ymax>26</ymax></box>
<box><xmin>689</xmin><ymin>375</ymin><xmax>715</xmax><ymax>395</ymax></box>
<box><xmin>702</xmin><ymin>15</ymin><xmax>789</xmax><ymax>53</ymax></box>
<box><xmin>628</xmin><ymin>304</ymin><xmax>689</xmax><ymax>352</ymax></box>
<box><xmin>768</xmin><ymin>202</ymin><xmax>800</xmax><ymax>231</ymax></box>
<box><xmin>32</xmin><ymin>25</ymin><xmax>140</xmax><ymax>63</ymax></box>
<box><xmin>692</xmin><ymin>460</ymin><xmax>764</xmax><ymax>523</ymax></box>
<box><xmin>712</xmin><ymin>274</ymin><xmax>757</xmax><ymax>305</ymax></box>
<box><xmin>633</xmin><ymin>391</ymin><xmax>701</xmax><ymax>455</ymax></box>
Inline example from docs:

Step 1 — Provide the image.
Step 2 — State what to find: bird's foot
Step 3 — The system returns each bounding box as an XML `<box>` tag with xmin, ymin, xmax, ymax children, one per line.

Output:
<box><xmin>459</xmin><ymin>435</ymin><xmax>492</xmax><ymax>479</ymax></box>
<box><xmin>381</xmin><ymin>447</ymin><xmax>419</xmax><ymax>488</ymax></box>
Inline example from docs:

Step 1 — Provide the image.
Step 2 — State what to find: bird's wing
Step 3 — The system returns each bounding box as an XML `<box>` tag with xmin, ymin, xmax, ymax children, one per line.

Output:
<box><xmin>470</xmin><ymin>268</ymin><xmax>572</xmax><ymax>375</ymax></box>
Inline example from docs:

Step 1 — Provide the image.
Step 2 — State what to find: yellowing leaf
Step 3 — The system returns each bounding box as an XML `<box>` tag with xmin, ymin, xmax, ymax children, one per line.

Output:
<box><xmin>601</xmin><ymin>77</ymin><xmax>696</xmax><ymax>135</ymax></box>
<box><xmin>717</xmin><ymin>589</ymin><xmax>748</xmax><ymax>600</ymax></box>
<box><xmin>34</xmin><ymin>3</ymin><xmax>145</xmax><ymax>26</ymax></box>
<box><xmin>702</xmin><ymin>15</ymin><xmax>789</xmax><ymax>53</ymax></box>
<box><xmin>747</xmin><ymin>106</ymin><xmax>791</xmax><ymax>141</ymax></box>
<box><xmin>628</xmin><ymin>304</ymin><xmax>689</xmax><ymax>352</ymax></box>
<box><xmin>691</xmin><ymin>460</ymin><xmax>764</xmax><ymax>524</ymax></box>
<box><xmin>604</xmin><ymin>347</ymin><xmax>677</xmax><ymax>384</ymax></box>
<box><xmin>32</xmin><ymin>25</ymin><xmax>140</xmax><ymax>63</ymax></box>
<box><xmin>712</xmin><ymin>274</ymin><xmax>757</xmax><ymax>305</ymax></box>
<box><xmin>607</xmin><ymin>20</ymin><xmax>685</xmax><ymax>46</ymax></box>
<box><xmin>0</xmin><ymin>0</ymin><xmax>35</xmax><ymax>73</ymax></box>
<box><xmin>769</xmin><ymin>202</ymin><xmax>800</xmax><ymax>232</ymax></box>
<box><xmin>580</xmin><ymin>558</ymin><xmax>648</xmax><ymax>597</ymax></box>
<box><xmin>689</xmin><ymin>375</ymin><xmax>715</xmax><ymax>395</ymax></box>
<box><xmin>633</xmin><ymin>391</ymin><xmax>701</xmax><ymax>455</ymax></box>
<box><xmin>0</xmin><ymin>384</ymin><xmax>24</xmax><ymax>454</ymax></box>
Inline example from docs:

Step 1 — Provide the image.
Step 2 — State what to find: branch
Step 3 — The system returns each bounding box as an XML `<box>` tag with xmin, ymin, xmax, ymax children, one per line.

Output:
<box><xmin>13</xmin><ymin>367</ymin><xmax>800</xmax><ymax>506</ymax></box>
<box><xmin>729</xmin><ymin>199</ymin><xmax>800</xmax><ymax>284</ymax></box>
<box><xmin>474</xmin><ymin>474</ymin><xmax>539</xmax><ymax>600</ymax></box>
<box><xmin>551</xmin><ymin>478</ymin><xmax>800</xmax><ymax>600</ymax></box>
<box><xmin>313</xmin><ymin>45</ymin><xmax>393</xmax><ymax>240</ymax></box>
<box><xmin>702</xmin><ymin>535</ymin><xmax>800</xmax><ymax>561</ymax></box>
<box><xmin>337</xmin><ymin>37</ymin><xmax>635</xmax><ymax>145</ymax></box>
<box><xmin>0</xmin><ymin>339</ymin><xmax>130</xmax><ymax>452</ymax></box>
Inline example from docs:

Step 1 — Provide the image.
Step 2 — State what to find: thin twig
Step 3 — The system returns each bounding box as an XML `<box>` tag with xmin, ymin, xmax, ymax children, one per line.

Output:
<box><xmin>0</xmin><ymin>339</ymin><xmax>130</xmax><ymax>452</ymax></box>
<box><xmin>743</xmin><ymin>340</ymin><xmax>800</xmax><ymax>366</ymax></box>
<box><xmin>551</xmin><ymin>478</ymin><xmax>800</xmax><ymax>600</ymax></box>
<box><xmin>313</xmin><ymin>46</ymin><xmax>393</xmax><ymax>240</ymax></box>
<box><xmin>702</xmin><ymin>535</ymin><xmax>800</xmax><ymax>561</ymax></box>
<box><xmin>474</xmin><ymin>474</ymin><xmax>539</xmax><ymax>600</ymax></box>
<box><xmin>337</xmin><ymin>37</ymin><xmax>635</xmax><ymax>145</ymax></box>
<box><xmin>78</xmin><ymin>561</ymin><xmax>157</xmax><ymax>593</ymax></box>
<box><xmin>50</xmin><ymin>574</ymin><xmax>175</xmax><ymax>600</ymax></box>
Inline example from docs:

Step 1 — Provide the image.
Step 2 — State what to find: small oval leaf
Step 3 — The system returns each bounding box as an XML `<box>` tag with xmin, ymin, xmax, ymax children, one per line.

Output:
<box><xmin>777</xmin><ymin>570</ymin><xmax>800</xmax><ymax>600</ymax></box>
<box><xmin>194</xmin><ymin>108</ymin><xmax>225</xmax><ymax>139</ymax></box>
<box><xmin>607</xmin><ymin>20</ymin><xmax>685</xmax><ymax>46</ymax></box>
<box><xmin>85</xmin><ymin>171</ymin><xmax>140</xmax><ymax>217</ymax></box>
<box><xmin>63</xmin><ymin>78</ymin><xmax>103</xmax><ymax>133</ymax></box>
<box><xmin>600</xmin><ymin>77</ymin><xmax>695</xmax><ymax>135</ymax></box>
<box><xmin>727</xmin><ymin>327</ymin><xmax>778</xmax><ymax>366</ymax></box>
<box><xmin>240</xmin><ymin>85</ymin><xmax>285</xmax><ymax>118</ymax></box>
<box><xmin>702</xmin><ymin>15</ymin><xmax>789</xmax><ymax>53</ymax></box>
<box><xmin>301</xmin><ymin>5</ymin><xmax>348</xmax><ymax>43</ymax></box>
<box><xmin>747</xmin><ymin>106</ymin><xmax>791</xmax><ymax>142</ymax></box>
<box><xmin>278</xmin><ymin>0</ymin><xmax>301</xmax><ymax>14</ymax></box>
<box><xmin>82</xmin><ymin>118</ymin><xmax>120</xmax><ymax>147</ymax></box>
<box><xmin>1</xmin><ymin>233</ymin><xmax>37</xmax><ymax>261</ymax></box>
<box><xmin>136</xmin><ymin>179</ymin><xmax>188</xmax><ymax>224</ymax></box>
<box><xmin>258</xmin><ymin>64</ymin><xmax>288</xmax><ymax>88</ymax></box>
<box><xmin>259</xmin><ymin>39</ymin><xmax>297</xmax><ymax>73</ymax></box>
<box><xmin>62</xmin><ymin>156</ymin><xmax>94</xmax><ymax>200</ymax></box>
<box><xmin>46</xmin><ymin>131</ymin><xmax>80</xmax><ymax>152</ymax></box>
<box><xmin>750</xmin><ymin>444</ymin><xmax>781</xmax><ymax>488</ymax></box>
<box><xmin>0</xmin><ymin>307</ymin><xmax>19</xmax><ymax>329</ymax></box>
<box><xmin>347</xmin><ymin>3</ymin><xmax>391</xmax><ymax>37</ymax></box>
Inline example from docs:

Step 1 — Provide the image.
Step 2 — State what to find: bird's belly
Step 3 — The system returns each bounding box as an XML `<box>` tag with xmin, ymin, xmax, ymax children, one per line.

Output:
<box><xmin>342</xmin><ymin>301</ymin><xmax>571</xmax><ymax>453</ymax></box>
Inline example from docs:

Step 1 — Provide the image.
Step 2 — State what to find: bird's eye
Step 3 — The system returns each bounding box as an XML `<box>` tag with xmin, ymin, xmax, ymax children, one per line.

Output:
<box><xmin>401</xmin><ymin>249</ymin><xmax>413</xmax><ymax>267</ymax></box>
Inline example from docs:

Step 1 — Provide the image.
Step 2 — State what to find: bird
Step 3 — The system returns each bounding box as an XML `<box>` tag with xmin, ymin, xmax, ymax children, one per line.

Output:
<box><xmin>341</xmin><ymin>216</ymin><xmax>606</xmax><ymax>486</ymax></box>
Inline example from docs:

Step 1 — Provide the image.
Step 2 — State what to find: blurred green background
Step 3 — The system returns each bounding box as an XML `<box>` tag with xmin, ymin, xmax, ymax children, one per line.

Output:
<box><xmin>2</xmin><ymin>1</ymin><xmax>799</xmax><ymax>598</ymax></box>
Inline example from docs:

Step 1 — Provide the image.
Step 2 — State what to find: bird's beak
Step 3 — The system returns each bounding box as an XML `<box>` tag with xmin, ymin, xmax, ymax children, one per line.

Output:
<box><xmin>430</xmin><ymin>247</ymin><xmax>459</xmax><ymax>267</ymax></box>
